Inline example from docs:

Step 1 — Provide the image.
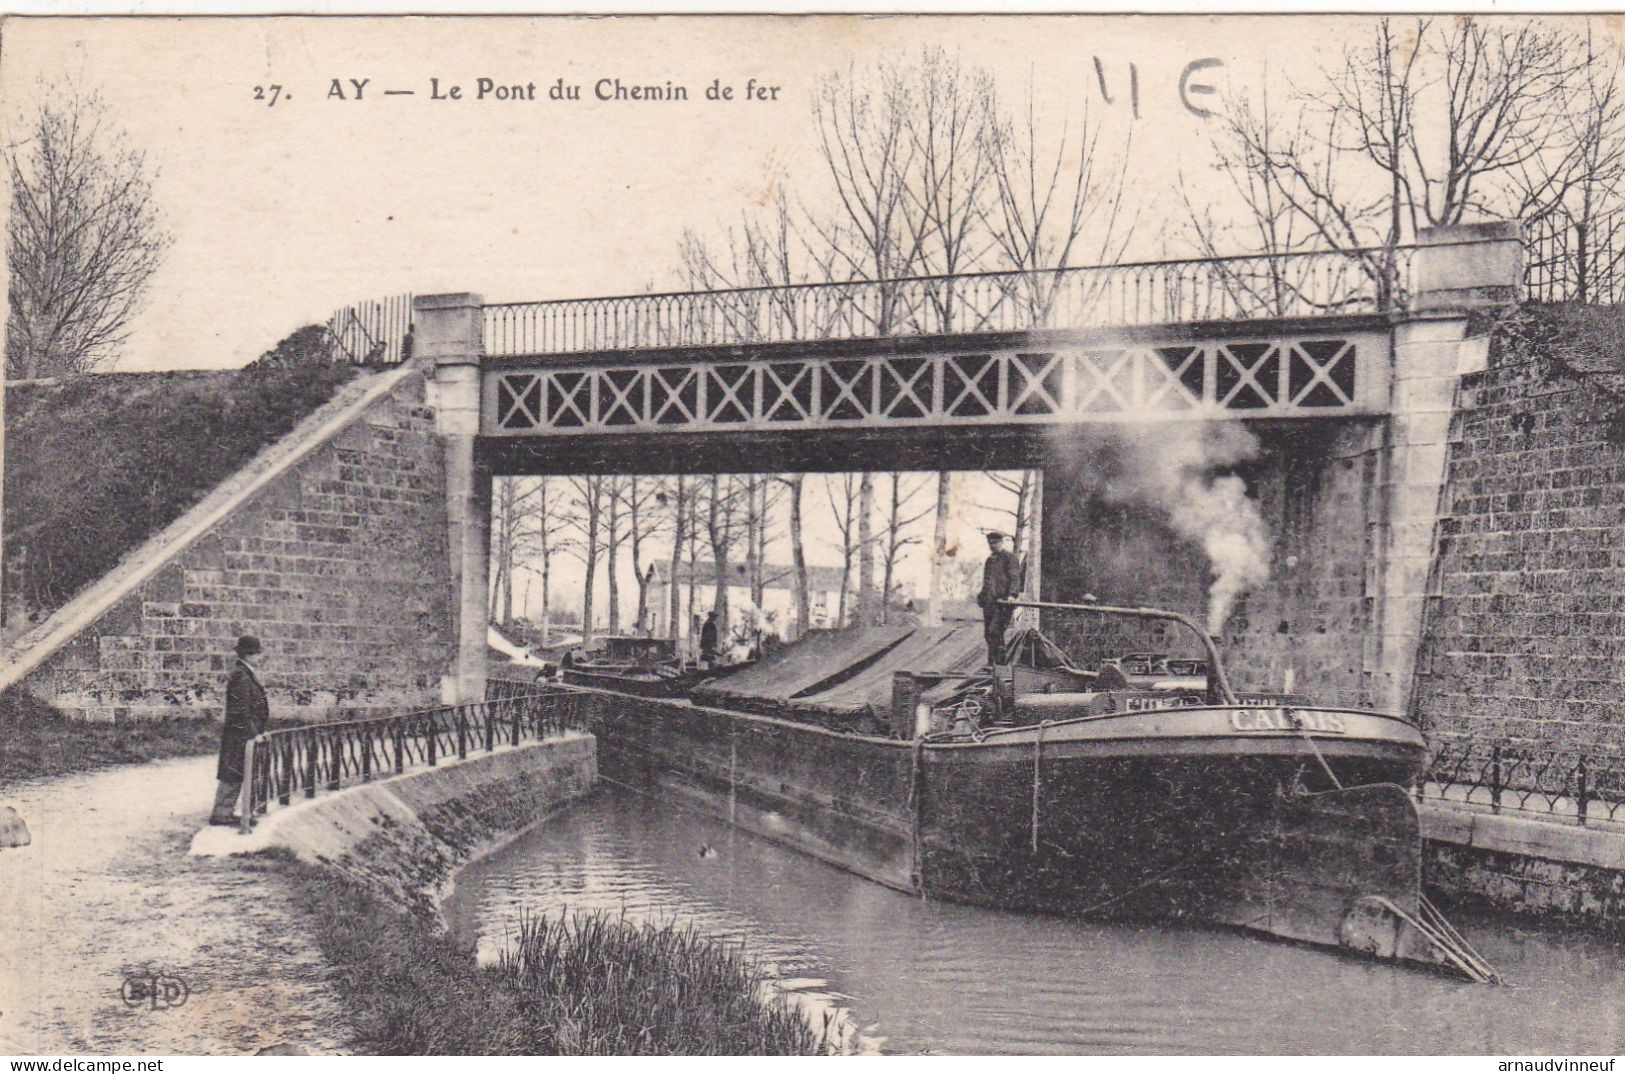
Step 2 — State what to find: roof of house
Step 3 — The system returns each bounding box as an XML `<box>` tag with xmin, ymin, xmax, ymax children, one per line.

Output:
<box><xmin>651</xmin><ymin>559</ymin><xmax>848</xmax><ymax>593</ymax></box>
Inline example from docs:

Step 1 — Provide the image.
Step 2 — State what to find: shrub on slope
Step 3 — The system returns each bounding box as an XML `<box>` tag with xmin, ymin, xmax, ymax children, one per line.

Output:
<box><xmin>4</xmin><ymin>326</ymin><xmax>356</xmax><ymax>618</ymax></box>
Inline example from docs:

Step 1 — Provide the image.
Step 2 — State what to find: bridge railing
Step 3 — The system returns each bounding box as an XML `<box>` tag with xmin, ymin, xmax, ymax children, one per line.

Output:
<box><xmin>239</xmin><ymin>686</ymin><xmax>589</xmax><ymax>831</ymax></box>
<box><xmin>484</xmin><ymin>247</ymin><xmax>1417</xmax><ymax>358</ymax></box>
<box><xmin>1418</xmin><ymin>734</ymin><xmax>1625</xmax><ymax>827</ymax></box>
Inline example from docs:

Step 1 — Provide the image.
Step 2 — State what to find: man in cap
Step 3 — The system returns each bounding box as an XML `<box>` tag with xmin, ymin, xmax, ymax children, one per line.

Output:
<box><xmin>211</xmin><ymin>635</ymin><xmax>269</xmax><ymax>826</ymax></box>
<box><xmin>699</xmin><ymin>610</ymin><xmax>720</xmax><ymax>668</ymax></box>
<box><xmin>978</xmin><ymin>531</ymin><xmax>1023</xmax><ymax>666</ymax></box>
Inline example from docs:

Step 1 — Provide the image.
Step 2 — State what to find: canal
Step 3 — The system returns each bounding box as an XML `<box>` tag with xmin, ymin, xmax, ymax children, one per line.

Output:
<box><xmin>445</xmin><ymin>784</ymin><xmax>1625</xmax><ymax>1055</ymax></box>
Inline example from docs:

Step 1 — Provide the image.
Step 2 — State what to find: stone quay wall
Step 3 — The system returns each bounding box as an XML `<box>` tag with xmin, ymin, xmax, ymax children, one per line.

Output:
<box><xmin>214</xmin><ymin>733</ymin><xmax>598</xmax><ymax>920</ymax></box>
<box><xmin>1423</xmin><ymin>805</ymin><xmax>1625</xmax><ymax>930</ymax></box>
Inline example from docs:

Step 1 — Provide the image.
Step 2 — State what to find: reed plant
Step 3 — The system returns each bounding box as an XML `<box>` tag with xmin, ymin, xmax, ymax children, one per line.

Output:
<box><xmin>277</xmin><ymin>854</ymin><xmax>822</xmax><ymax>1055</ymax></box>
<box><xmin>492</xmin><ymin>910</ymin><xmax>825</xmax><ymax>1055</ymax></box>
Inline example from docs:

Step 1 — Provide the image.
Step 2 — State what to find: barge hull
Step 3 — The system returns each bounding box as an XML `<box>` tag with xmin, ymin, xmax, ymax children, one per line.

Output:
<box><xmin>583</xmin><ymin>690</ymin><xmax>1448</xmax><ymax>970</ymax></box>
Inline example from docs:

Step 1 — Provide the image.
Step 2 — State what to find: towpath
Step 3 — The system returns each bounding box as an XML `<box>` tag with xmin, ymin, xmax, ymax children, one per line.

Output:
<box><xmin>0</xmin><ymin>756</ymin><xmax>351</xmax><ymax>1055</ymax></box>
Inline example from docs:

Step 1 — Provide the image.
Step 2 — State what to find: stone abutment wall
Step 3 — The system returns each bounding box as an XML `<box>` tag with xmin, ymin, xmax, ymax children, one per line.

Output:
<box><xmin>19</xmin><ymin>370</ymin><xmax>455</xmax><ymax>723</ymax></box>
<box><xmin>1412</xmin><ymin>304</ymin><xmax>1625</xmax><ymax>748</ymax></box>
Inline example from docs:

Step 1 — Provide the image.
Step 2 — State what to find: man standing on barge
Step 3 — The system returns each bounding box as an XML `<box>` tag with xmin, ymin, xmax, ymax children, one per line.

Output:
<box><xmin>978</xmin><ymin>531</ymin><xmax>1022</xmax><ymax>666</ymax></box>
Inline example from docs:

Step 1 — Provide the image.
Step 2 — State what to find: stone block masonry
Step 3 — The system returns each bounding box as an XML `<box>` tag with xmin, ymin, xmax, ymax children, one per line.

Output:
<box><xmin>1413</xmin><ymin>305</ymin><xmax>1625</xmax><ymax>749</ymax></box>
<box><xmin>1423</xmin><ymin>804</ymin><xmax>1625</xmax><ymax>929</ymax></box>
<box><xmin>19</xmin><ymin>370</ymin><xmax>455</xmax><ymax>722</ymax></box>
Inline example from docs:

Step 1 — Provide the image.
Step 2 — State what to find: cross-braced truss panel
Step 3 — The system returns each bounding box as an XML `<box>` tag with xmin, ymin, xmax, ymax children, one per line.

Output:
<box><xmin>489</xmin><ymin>335</ymin><xmax>1369</xmax><ymax>434</ymax></box>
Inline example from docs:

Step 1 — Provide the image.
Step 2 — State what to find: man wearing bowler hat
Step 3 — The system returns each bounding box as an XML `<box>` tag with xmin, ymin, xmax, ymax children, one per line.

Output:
<box><xmin>211</xmin><ymin>635</ymin><xmax>269</xmax><ymax>826</ymax></box>
<box><xmin>978</xmin><ymin>531</ymin><xmax>1023</xmax><ymax>666</ymax></box>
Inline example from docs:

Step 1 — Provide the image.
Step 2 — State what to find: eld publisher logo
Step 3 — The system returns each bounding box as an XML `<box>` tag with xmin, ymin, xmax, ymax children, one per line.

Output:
<box><xmin>120</xmin><ymin>974</ymin><xmax>188</xmax><ymax>1011</ymax></box>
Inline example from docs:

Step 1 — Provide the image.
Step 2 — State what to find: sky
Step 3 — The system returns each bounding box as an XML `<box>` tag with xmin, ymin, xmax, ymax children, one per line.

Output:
<box><xmin>7</xmin><ymin>13</ymin><xmax>1620</xmax><ymax>373</ymax></box>
<box><xmin>0</xmin><ymin>13</ymin><xmax>1371</xmax><ymax>371</ymax></box>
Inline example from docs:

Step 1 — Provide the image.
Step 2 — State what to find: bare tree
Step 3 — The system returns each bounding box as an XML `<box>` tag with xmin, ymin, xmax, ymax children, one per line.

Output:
<box><xmin>1194</xmin><ymin>17</ymin><xmax>1613</xmax><ymax>308</ymax></box>
<box><xmin>1515</xmin><ymin>28</ymin><xmax>1625</xmax><ymax>298</ymax></box>
<box><xmin>528</xmin><ymin>477</ymin><xmax>569</xmax><ymax>648</ymax></box>
<box><xmin>856</xmin><ymin>472</ymin><xmax>877</xmax><ymax>626</ymax></box>
<box><xmin>809</xmin><ymin>60</ymin><xmax>923</xmax><ymax>333</ymax></box>
<box><xmin>879</xmin><ymin>473</ymin><xmax>933</xmax><ymax>622</ymax></box>
<box><xmin>602</xmin><ymin>477</ymin><xmax>627</xmax><ymax>637</ymax></box>
<box><xmin>617</xmin><ymin>475</ymin><xmax>665</xmax><ymax>634</ymax></box>
<box><xmin>901</xmin><ymin>48</ymin><xmax>998</xmax><ymax>331</ymax></box>
<box><xmin>779</xmin><ymin>474</ymin><xmax>812</xmax><ymax>638</ymax></box>
<box><xmin>704</xmin><ymin>475</ymin><xmax>749</xmax><ymax>644</ymax></box>
<box><xmin>889</xmin><ymin>53</ymin><xmax>1002</xmax><ymax>629</ymax></box>
<box><xmin>824</xmin><ymin>473</ymin><xmax>861</xmax><ymax>627</ymax></box>
<box><xmin>1180</xmin><ymin>86</ymin><xmax>1340</xmax><ymax>316</ymax></box>
<box><xmin>563</xmin><ymin>476</ymin><xmax>609</xmax><ymax>648</ymax></box>
<box><xmin>982</xmin><ymin>79</ymin><xmax>1136</xmax><ymax>325</ymax></box>
<box><xmin>742</xmin><ymin>475</ymin><xmax>780</xmax><ymax>626</ymax></box>
<box><xmin>489</xmin><ymin>477</ymin><xmax>529</xmax><ymax>625</ymax></box>
<box><xmin>6</xmin><ymin>85</ymin><xmax>170</xmax><ymax>379</ymax></box>
<box><xmin>661</xmin><ymin>475</ymin><xmax>693</xmax><ymax>640</ymax></box>
<box><xmin>676</xmin><ymin>208</ymin><xmax>840</xmax><ymax>643</ymax></box>
<box><xmin>686</xmin><ymin>497</ymin><xmax>703</xmax><ymax>640</ymax></box>
<box><xmin>679</xmin><ymin>192</ymin><xmax>846</xmax><ymax>343</ymax></box>
<box><xmin>924</xmin><ymin>472</ymin><xmax>954</xmax><ymax>627</ymax></box>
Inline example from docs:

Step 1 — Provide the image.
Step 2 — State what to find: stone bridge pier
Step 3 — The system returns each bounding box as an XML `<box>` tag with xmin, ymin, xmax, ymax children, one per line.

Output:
<box><xmin>421</xmin><ymin>222</ymin><xmax>1523</xmax><ymax>719</ymax></box>
<box><xmin>415</xmin><ymin>293</ymin><xmax>492</xmax><ymax>705</ymax></box>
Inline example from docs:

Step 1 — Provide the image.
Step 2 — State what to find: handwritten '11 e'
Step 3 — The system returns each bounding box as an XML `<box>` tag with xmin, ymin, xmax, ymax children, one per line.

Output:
<box><xmin>1097</xmin><ymin>57</ymin><xmax>1225</xmax><ymax>119</ymax></box>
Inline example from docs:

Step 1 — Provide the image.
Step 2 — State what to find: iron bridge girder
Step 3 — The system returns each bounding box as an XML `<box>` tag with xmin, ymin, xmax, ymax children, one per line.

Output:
<box><xmin>480</xmin><ymin>320</ymin><xmax>1392</xmax><ymax>450</ymax></box>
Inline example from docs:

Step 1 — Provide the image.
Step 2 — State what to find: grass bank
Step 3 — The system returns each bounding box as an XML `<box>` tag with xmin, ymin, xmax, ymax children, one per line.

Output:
<box><xmin>275</xmin><ymin>853</ymin><xmax>822</xmax><ymax>1055</ymax></box>
<box><xmin>0</xmin><ymin>687</ymin><xmax>218</xmax><ymax>787</ymax></box>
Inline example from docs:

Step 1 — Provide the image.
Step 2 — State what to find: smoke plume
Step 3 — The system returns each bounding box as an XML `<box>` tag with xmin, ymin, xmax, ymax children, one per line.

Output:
<box><xmin>1078</xmin><ymin>418</ymin><xmax>1272</xmax><ymax>634</ymax></box>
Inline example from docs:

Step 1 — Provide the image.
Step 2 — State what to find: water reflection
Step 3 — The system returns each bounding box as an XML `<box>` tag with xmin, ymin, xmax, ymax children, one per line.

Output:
<box><xmin>445</xmin><ymin>785</ymin><xmax>1625</xmax><ymax>1055</ymax></box>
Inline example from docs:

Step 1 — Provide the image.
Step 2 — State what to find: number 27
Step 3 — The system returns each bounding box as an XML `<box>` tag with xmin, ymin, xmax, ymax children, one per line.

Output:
<box><xmin>253</xmin><ymin>85</ymin><xmax>284</xmax><ymax>107</ymax></box>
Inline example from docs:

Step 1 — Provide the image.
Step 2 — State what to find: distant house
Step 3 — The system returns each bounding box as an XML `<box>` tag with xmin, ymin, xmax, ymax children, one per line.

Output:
<box><xmin>648</xmin><ymin>560</ymin><xmax>849</xmax><ymax>640</ymax></box>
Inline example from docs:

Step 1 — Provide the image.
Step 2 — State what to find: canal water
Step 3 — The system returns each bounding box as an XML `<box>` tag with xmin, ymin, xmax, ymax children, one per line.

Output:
<box><xmin>445</xmin><ymin>784</ymin><xmax>1625</xmax><ymax>1055</ymax></box>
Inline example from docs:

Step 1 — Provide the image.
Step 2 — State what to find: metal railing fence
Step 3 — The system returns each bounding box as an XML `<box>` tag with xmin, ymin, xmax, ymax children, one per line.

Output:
<box><xmin>325</xmin><ymin>293</ymin><xmax>415</xmax><ymax>366</ymax></box>
<box><xmin>484</xmin><ymin>247</ymin><xmax>1418</xmax><ymax>358</ymax></box>
<box><xmin>1524</xmin><ymin>209</ymin><xmax>1625</xmax><ymax>305</ymax></box>
<box><xmin>325</xmin><ymin>219</ymin><xmax>1625</xmax><ymax>365</ymax></box>
<box><xmin>239</xmin><ymin>687</ymin><xmax>589</xmax><ymax>831</ymax></box>
<box><xmin>1419</xmin><ymin>735</ymin><xmax>1625</xmax><ymax>827</ymax></box>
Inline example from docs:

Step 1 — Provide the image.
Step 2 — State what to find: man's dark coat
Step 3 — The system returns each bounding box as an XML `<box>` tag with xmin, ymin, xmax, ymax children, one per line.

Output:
<box><xmin>978</xmin><ymin>548</ymin><xmax>1023</xmax><ymax>610</ymax></box>
<box><xmin>217</xmin><ymin>659</ymin><xmax>269</xmax><ymax>782</ymax></box>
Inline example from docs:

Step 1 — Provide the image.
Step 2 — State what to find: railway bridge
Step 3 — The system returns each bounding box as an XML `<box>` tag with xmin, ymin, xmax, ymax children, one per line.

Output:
<box><xmin>423</xmin><ymin>221</ymin><xmax>1522</xmax><ymax>717</ymax></box>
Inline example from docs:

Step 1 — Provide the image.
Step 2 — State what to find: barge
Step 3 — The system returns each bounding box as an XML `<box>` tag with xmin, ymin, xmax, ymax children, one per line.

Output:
<box><xmin>561</xmin><ymin>635</ymin><xmax>716</xmax><ymax>697</ymax></box>
<box><xmin>581</xmin><ymin>599</ymin><xmax>1495</xmax><ymax>981</ymax></box>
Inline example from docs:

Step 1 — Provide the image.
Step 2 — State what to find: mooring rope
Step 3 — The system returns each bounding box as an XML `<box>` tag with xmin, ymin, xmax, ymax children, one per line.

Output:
<box><xmin>908</xmin><ymin>737</ymin><xmax>926</xmax><ymax>897</ymax></box>
<box><xmin>1419</xmin><ymin>894</ymin><xmax>1501</xmax><ymax>983</ymax></box>
<box><xmin>1284</xmin><ymin>708</ymin><xmax>1345</xmax><ymax>790</ymax></box>
<box><xmin>1363</xmin><ymin>895</ymin><xmax>1498</xmax><ymax>984</ymax></box>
